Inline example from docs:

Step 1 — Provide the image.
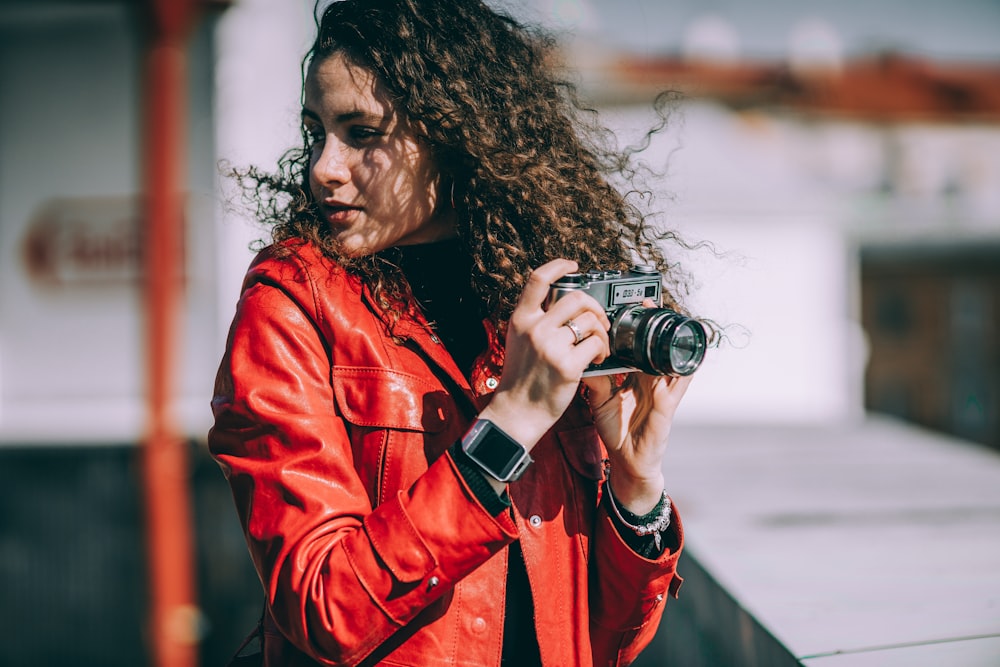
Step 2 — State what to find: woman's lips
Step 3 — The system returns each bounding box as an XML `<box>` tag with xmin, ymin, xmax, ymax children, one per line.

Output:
<box><xmin>322</xmin><ymin>203</ymin><xmax>362</xmax><ymax>225</ymax></box>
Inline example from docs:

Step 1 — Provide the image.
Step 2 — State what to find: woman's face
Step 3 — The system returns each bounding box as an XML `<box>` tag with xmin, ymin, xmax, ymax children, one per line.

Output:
<box><xmin>302</xmin><ymin>52</ymin><xmax>455</xmax><ymax>256</ymax></box>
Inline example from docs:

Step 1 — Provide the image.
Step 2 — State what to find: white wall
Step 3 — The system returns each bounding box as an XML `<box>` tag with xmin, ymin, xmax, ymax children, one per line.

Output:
<box><xmin>0</xmin><ymin>7</ymin><xmax>143</xmax><ymax>442</ymax></box>
<box><xmin>0</xmin><ymin>6</ymin><xmax>225</xmax><ymax>443</ymax></box>
<box><xmin>212</xmin><ymin>0</ymin><xmax>315</xmax><ymax>352</ymax></box>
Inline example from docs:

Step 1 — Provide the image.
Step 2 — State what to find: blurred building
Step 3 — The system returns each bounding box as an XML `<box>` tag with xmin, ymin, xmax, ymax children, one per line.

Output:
<box><xmin>0</xmin><ymin>0</ymin><xmax>998</xmax><ymax>664</ymax></box>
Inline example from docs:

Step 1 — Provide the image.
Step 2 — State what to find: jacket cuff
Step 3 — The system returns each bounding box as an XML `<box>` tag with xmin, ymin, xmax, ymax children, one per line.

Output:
<box><xmin>448</xmin><ymin>441</ymin><xmax>511</xmax><ymax>516</ymax></box>
<box><xmin>592</xmin><ymin>500</ymin><xmax>684</xmax><ymax>631</ymax></box>
<box><xmin>604</xmin><ymin>491</ymin><xmax>680</xmax><ymax>558</ymax></box>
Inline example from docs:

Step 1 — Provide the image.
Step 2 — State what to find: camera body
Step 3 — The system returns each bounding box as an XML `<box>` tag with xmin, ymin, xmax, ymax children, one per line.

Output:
<box><xmin>546</xmin><ymin>266</ymin><xmax>706</xmax><ymax>377</ymax></box>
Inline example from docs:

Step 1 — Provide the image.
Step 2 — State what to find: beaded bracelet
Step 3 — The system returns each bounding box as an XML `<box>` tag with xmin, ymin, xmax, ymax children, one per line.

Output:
<box><xmin>606</xmin><ymin>483</ymin><xmax>672</xmax><ymax>551</ymax></box>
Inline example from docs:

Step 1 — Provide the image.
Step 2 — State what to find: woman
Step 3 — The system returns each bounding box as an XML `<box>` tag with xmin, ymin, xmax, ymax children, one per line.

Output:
<box><xmin>210</xmin><ymin>0</ymin><xmax>697</xmax><ymax>665</ymax></box>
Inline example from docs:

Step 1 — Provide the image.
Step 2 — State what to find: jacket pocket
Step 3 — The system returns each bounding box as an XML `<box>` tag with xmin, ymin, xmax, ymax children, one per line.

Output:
<box><xmin>332</xmin><ymin>366</ymin><xmax>459</xmax><ymax>507</ymax></box>
<box><xmin>331</xmin><ymin>366</ymin><xmax>452</xmax><ymax>433</ymax></box>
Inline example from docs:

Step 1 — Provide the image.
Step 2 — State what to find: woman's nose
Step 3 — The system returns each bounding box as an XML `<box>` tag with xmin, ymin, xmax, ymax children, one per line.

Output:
<box><xmin>312</xmin><ymin>141</ymin><xmax>351</xmax><ymax>187</ymax></box>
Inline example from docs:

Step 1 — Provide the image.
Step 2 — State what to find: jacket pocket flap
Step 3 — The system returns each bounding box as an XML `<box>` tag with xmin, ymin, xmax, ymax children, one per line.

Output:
<box><xmin>556</xmin><ymin>425</ymin><xmax>607</xmax><ymax>481</ymax></box>
<box><xmin>332</xmin><ymin>367</ymin><xmax>451</xmax><ymax>433</ymax></box>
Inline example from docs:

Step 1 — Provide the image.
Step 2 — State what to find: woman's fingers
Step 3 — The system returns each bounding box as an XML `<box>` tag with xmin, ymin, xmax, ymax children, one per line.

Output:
<box><xmin>516</xmin><ymin>258</ymin><xmax>579</xmax><ymax>311</ymax></box>
<box><xmin>484</xmin><ymin>259</ymin><xmax>618</xmax><ymax>447</ymax></box>
<box><xmin>556</xmin><ymin>309</ymin><xmax>607</xmax><ymax>348</ymax></box>
<box><xmin>543</xmin><ymin>289</ymin><xmax>610</xmax><ymax>329</ymax></box>
<box><xmin>514</xmin><ymin>259</ymin><xmax>611</xmax><ymax>329</ymax></box>
<box><xmin>510</xmin><ymin>259</ymin><xmax>611</xmax><ymax>369</ymax></box>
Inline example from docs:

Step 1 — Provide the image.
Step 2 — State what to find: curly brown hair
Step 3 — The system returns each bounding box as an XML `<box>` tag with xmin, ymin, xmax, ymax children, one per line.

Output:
<box><xmin>235</xmin><ymin>0</ymin><xmax>690</xmax><ymax>322</ymax></box>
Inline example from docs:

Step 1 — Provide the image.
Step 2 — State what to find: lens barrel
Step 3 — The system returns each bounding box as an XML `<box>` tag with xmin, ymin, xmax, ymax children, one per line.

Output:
<box><xmin>610</xmin><ymin>306</ymin><xmax>706</xmax><ymax>376</ymax></box>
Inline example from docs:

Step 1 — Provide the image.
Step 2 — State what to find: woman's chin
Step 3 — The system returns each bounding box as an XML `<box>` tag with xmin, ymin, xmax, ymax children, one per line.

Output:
<box><xmin>330</xmin><ymin>231</ymin><xmax>378</xmax><ymax>258</ymax></box>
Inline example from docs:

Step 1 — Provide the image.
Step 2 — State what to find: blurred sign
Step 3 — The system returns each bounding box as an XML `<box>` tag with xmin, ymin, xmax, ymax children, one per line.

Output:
<box><xmin>21</xmin><ymin>196</ymin><xmax>185</xmax><ymax>285</ymax></box>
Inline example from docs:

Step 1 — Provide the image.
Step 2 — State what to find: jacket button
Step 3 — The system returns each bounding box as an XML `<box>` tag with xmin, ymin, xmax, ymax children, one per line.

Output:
<box><xmin>485</xmin><ymin>377</ymin><xmax>499</xmax><ymax>389</ymax></box>
<box><xmin>427</xmin><ymin>576</ymin><xmax>440</xmax><ymax>591</ymax></box>
<box><xmin>429</xmin><ymin>335</ymin><xmax>441</xmax><ymax>344</ymax></box>
<box><xmin>529</xmin><ymin>515</ymin><xmax>542</xmax><ymax>528</ymax></box>
<box><xmin>471</xmin><ymin>617</ymin><xmax>486</xmax><ymax>634</ymax></box>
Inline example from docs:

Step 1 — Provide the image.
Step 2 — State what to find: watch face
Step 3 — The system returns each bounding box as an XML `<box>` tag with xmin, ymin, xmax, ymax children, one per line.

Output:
<box><xmin>470</xmin><ymin>427</ymin><xmax>525</xmax><ymax>479</ymax></box>
<box><xmin>463</xmin><ymin>420</ymin><xmax>530</xmax><ymax>482</ymax></box>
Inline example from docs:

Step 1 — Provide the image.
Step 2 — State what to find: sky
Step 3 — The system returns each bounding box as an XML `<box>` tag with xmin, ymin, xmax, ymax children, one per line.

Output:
<box><xmin>497</xmin><ymin>0</ymin><xmax>1000</xmax><ymax>63</ymax></box>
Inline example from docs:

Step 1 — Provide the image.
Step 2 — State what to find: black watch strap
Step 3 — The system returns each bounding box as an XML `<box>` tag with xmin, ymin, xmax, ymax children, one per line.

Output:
<box><xmin>460</xmin><ymin>419</ymin><xmax>533</xmax><ymax>483</ymax></box>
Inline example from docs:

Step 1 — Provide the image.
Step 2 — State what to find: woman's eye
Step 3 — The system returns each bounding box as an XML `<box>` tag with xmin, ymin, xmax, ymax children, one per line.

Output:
<box><xmin>349</xmin><ymin>126</ymin><xmax>383</xmax><ymax>143</ymax></box>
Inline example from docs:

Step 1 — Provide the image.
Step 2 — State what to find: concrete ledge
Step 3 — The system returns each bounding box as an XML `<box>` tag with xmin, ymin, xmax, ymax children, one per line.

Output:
<box><xmin>636</xmin><ymin>416</ymin><xmax>1000</xmax><ymax>666</ymax></box>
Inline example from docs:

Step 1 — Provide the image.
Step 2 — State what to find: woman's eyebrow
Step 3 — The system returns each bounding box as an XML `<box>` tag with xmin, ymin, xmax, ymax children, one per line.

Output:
<box><xmin>300</xmin><ymin>107</ymin><xmax>389</xmax><ymax>124</ymax></box>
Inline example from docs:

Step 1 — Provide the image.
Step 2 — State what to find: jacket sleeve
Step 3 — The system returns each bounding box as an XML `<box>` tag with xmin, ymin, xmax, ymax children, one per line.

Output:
<box><xmin>208</xmin><ymin>271</ymin><xmax>518</xmax><ymax>666</ymax></box>
<box><xmin>589</xmin><ymin>496</ymin><xmax>684</xmax><ymax>666</ymax></box>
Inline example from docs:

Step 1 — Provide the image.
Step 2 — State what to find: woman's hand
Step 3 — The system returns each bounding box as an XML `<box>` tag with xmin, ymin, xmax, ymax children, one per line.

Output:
<box><xmin>479</xmin><ymin>259</ymin><xmax>611</xmax><ymax>451</ymax></box>
<box><xmin>583</xmin><ymin>309</ymin><xmax>694</xmax><ymax>515</ymax></box>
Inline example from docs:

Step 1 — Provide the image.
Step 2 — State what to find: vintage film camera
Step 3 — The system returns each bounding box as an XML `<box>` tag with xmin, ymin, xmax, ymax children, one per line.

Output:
<box><xmin>546</xmin><ymin>266</ymin><xmax>706</xmax><ymax>377</ymax></box>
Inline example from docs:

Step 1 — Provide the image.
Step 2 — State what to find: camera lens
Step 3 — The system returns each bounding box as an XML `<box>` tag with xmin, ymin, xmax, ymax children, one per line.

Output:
<box><xmin>610</xmin><ymin>306</ymin><xmax>706</xmax><ymax>376</ymax></box>
<box><xmin>666</xmin><ymin>319</ymin><xmax>706</xmax><ymax>376</ymax></box>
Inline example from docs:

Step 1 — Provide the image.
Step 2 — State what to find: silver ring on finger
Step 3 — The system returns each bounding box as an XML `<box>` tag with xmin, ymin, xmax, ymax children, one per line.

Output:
<box><xmin>563</xmin><ymin>318</ymin><xmax>585</xmax><ymax>345</ymax></box>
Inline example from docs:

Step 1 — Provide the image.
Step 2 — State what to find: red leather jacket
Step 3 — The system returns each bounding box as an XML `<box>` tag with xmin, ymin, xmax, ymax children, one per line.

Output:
<box><xmin>209</xmin><ymin>241</ymin><xmax>683</xmax><ymax>667</ymax></box>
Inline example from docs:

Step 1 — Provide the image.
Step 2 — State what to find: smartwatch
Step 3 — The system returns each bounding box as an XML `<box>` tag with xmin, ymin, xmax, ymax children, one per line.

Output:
<box><xmin>460</xmin><ymin>419</ymin><xmax>533</xmax><ymax>483</ymax></box>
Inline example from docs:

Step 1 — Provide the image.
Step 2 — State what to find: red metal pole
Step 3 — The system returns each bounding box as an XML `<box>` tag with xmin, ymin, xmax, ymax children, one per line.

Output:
<box><xmin>142</xmin><ymin>1</ymin><xmax>199</xmax><ymax>666</ymax></box>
